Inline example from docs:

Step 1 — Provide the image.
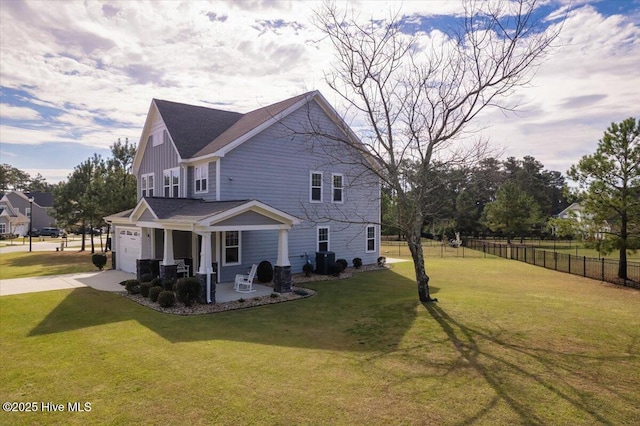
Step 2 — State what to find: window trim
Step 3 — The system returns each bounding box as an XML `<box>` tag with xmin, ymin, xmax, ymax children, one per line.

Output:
<box><xmin>25</xmin><ymin>207</ymin><xmax>31</xmax><ymax>217</ymax></box>
<box><xmin>194</xmin><ymin>164</ymin><xmax>208</xmax><ymax>194</ymax></box>
<box><xmin>222</xmin><ymin>230</ymin><xmax>241</xmax><ymax>266</ymax></box>
<box><xmin>0</xmin><ymin>223</ymin><xmax>6</xmax><ymax>233</ymax></box>
<box><xmin>317</xmin><ymin>226</ymin><xmax>330</xmax><ymax>252</ymax></box>
<box><xmin>366</xmin><ymin>225</ymin><xmax>377</xmax><ymax>253</ymax></box>
<box><xmin>332</xmin><ymin>173</ymin><xmax>344</xmax><ymax>204</ymax></box>
<box><xmin>141</xmin><ymin>172</ymin><xmax>155</xmax><ymax>197</ymax></box>
<box><xmin>310</xmin><ymin>171</ymin><xmax>323</xmax><ymax>203</ymax></box>
<box><xmin>163</xmin><ymin>168</ymin><xmax>180</xmax><ymax>198</ymax></box>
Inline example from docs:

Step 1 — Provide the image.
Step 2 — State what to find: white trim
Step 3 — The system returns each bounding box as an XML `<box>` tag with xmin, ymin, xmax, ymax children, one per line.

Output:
<box><xmin>366</xmin><ymin>224</ymin><xmax>377</xmax><ymax>253</ymax></box>
<box><xmin>194</xmin><ymin>163</ymin><xmax>208</xmax><ymax>194</ymax></box>
<box><xmin>317</xmin><ymin>226</ymin><xmax>330</xmax><ymax>252</ymax></box>
<box><xmin>215</xmin><ymin>159</ymin><xmax>221</xmax><ymax>201</ymax></box>
<box><xmin>310</xmin><ymin>171</ymin><xmax>323</xmax><ymax>203</ymax></box>
<box><xmin>141</xmin><ymin>172</ymin><xmax>155</xmax><ymax>197</ymax></box>
<box><xmin>163</xmin><ymin>167</ymin><xmax>180</xmax><ymax>198</ymax></box>
<box><xmin>222</xmin><ymin>230</ymin><xmax>241</xmax><ymax>266</ymax></box>
<box><xmin>331</xmin><ymin>173</ymin><xmax>344</xmax><ymax>204</ymax></box>
<box><xmin>199</xmin><ymin>200</ymin><xmax>301</xmax><ymax>227</ymax></box>
<box><xmin>0</xmin><ymin>223</ymin><xmax>6</xmax><ymax>233</ymax></box>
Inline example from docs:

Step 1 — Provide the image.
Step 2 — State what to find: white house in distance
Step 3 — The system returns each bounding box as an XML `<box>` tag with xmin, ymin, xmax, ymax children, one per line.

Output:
<box><xmin>106</xmin><ymin>91</ymin><xmax>380</xmax><ymax>302</ymax></box>
<box><xmin>555</xmin><ymin>202</ymin><xmax>610</xmax><ymax>240</ymax></box>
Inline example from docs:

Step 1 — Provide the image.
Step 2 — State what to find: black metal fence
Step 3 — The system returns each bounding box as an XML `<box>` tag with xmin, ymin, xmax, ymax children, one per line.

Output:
<box><xmin>464</xmin><ymin>240</ymin><xmax>640</xmax><ymax>289</ymax></box>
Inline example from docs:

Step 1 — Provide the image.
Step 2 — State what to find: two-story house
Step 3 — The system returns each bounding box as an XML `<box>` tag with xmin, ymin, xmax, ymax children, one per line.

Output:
<box><xmin>0</xmin><ymin>191</ymin><xmax>56</xmax><ymax>236</ymax></box>
<box><xmin>105</xmin><ymin>91</ymin><xmax>380</xmax><ymax>302</ymax></box>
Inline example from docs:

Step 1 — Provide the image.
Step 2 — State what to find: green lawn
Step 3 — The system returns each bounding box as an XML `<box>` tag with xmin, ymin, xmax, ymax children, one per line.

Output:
<box><xmin>1</xmin><ymin>259</ymin><xmax>639</xmax><ymax>425</ymax></box>
<box><xmin>0</xmin><ymin>251</ymin><xmax>110</xmax><ymax>280</ymax></box>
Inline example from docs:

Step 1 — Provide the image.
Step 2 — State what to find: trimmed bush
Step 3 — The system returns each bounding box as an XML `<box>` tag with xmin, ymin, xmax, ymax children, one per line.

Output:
<box><xmin>257</xmin><ymin>260</ymin><xmax>274</xmax><ymax>283</ymax></box>
<box><xmin>92</xmin><ymin>253</ymin><xmax>107</xmax><ymax>270</ymax></box>
<box><xmin>303</xmin><ymin>263</ymin><xmax>314</xmax><ymax>277</ymax></box>
<box><xmin>124</xmin><ymin>279</ymin><xmax>140</xmax><ymax>294</ymax></box>
<box><xmin>150</xmin><ymin>277</ymin><xmax>162</xmax><ymax>288</ymax></box>
<box><xmin>176</xmin><ymin>277</ymin><xmax>201</xmax><ymax>307</ymax></box>
<box><xmin>270</xmin><ymin>293</ymin><xmax>279</xmax><ymax>298</ymax></box>
<box><xmin>352</xmin><ymin>257</ymin><xmax>363</xmax><ymax>269</ymax></box>
<box><xmin>163</xmin><ymin>277</ymin><xmax>177</xmax><ymax>291</ymax></box>
<box><xmin>332</xmin><ymin>262</ymin><xmax>345</xmax><ymax>277</ymax></box>
<box><xmin>140</xmin><ymin>273</ymin><xmax>154</xmax><ymax>283</ymax></box>
<box><xmin>140</xmin><ymin>282</ymin><xmax>152</xmax><ymax>298</ymax></box>
<box><xmin>158</xmin><ymin>291</ymin><xmax>176</xmax><ymax>308</ymax></box>
<box><xmin>336</xmin><ymin>259</ymin><xmax>348</xmax><ymax>271</ymax></box>
<box><xmin>294</xmin><ymin>288</ymin><xmax>309</xmax><ymax>296</ymax></box>
<box><xmin>149</xmin><ymin>286</ymin><xmax>163</xmax><ymax>302</ymax></box>
<box><xmin>377</xmin><ymin>256</ymin><xmax>387</xmax><ymax>267</ymax></box>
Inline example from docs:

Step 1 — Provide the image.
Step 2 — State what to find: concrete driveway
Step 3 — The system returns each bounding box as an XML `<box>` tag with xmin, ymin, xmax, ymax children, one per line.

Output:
<box><xmin>0</xmin><ymin>270</ymin><xmax>136</xmax><ymax>296</ymax></box>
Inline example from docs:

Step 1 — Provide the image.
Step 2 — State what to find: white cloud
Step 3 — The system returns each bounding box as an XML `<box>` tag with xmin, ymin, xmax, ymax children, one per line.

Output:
<box><xmin>0</xmin><ymin>104</ymin><xmax>41</xmax><ymax>120</ymax></box>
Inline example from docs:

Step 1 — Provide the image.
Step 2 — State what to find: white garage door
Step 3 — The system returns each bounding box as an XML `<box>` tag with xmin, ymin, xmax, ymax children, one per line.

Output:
<box><xmin>118</xmin><ymin>227</ymin><xmax>141</xmax><ymax>274</ymax></box>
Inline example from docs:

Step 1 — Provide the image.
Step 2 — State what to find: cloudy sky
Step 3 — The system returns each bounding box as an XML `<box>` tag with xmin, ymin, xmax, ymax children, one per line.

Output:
<box><xmin>1</xmin><ymin>0</ymin><xmax>639</xmax><ymax>184</ymax></box>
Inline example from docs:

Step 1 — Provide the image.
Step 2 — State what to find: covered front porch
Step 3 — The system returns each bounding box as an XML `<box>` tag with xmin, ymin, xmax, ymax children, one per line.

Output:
<box><xmin>106</xmin><ymin>198</ymin><xmax>301</xmax><ymax>304</ymax></box>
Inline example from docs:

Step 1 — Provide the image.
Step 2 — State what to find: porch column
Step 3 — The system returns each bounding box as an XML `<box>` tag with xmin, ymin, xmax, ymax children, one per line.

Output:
<box><xmin>196</xmin><ymin>232</ymin><xmax>215</xmax><ymax>304</ymax></box>
<box><xmin>160</xmin><ymin>229</ymin><xmax>177</xmax><ymax>285</ymax></box>
<box><xmin>274</xmin><ymin>228</ymin><xmax>292</xmax><ymax>293</ymax></box>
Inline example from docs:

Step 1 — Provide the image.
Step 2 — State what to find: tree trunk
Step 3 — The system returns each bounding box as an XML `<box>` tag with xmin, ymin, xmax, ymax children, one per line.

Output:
<box><xmin>406</xmin><ymin>230</ymin><xmax>437</xmax><ymax>303</ymax></box>
<box><xmin>618</xmin><ymin>211</ymin><xmax>628</xmax><ymax>280</ymax></box>
<box><xmin>80</xmin><ymin>219</ymin><xmax>86</xmax><ymax>252</ymax></box>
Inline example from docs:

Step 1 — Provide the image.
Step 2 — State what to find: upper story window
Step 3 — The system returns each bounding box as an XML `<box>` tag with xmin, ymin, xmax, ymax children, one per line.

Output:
<box><xmin>0</xmin><ymin>223</ymin><xmax>5</xmax><ymax>233</ymax></box>
<box><xmin>366</xmin><ymin>225</ymin><xmax>377</xmax><ymax>253</ymax></box>
<box><xmin>141</xmin><ymin>173</ymin><xmax>154</xmax><ymax>197</ymax></box>
<box><xmin>194</xmin><ymin>164</ymin><xmax>208</xmax><ymax>193</ymax></box>
<box><xmin>223</xmin><ymin>231</ymin><xmax>241</xmax><ymax>266</ymax></box>
<box><xmin>310</xmin><ymin>171</ymin><xmax>323</xmax><ymax>203</ymax></box>
<box><xmin>26</xmin><ymin>207</ymin><xmax>31</xmax><ymax>217</ymax></box>
<box><xmin>317</xmin><ymin>226</ymin><xmax>329</xmax><ymax>252</ymax></box>
<box><xmin>163</xmin><ymin>168</ymin><xmax>180</xmax><ymax>198</ymax></box>
<box><xmin>332</xmin><ymin>173</ymin><xmax>344</xmax><ymax>203</ymax></box>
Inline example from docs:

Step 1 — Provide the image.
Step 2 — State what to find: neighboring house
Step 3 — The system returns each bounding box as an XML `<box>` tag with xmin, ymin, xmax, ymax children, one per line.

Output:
<box><xmin>0</xmin><ymin>191</ymin><xmax>56</xmax><ymax>235</ymax></box>
<box><xmin>555</xmin><ymin>202</ymin><xmax>609</xmax><ymax>240</ymax></box>
<box><xmin>106</xmin><ymin>91</ymin><xmax>380</xmax><ymax>301</ymax></box>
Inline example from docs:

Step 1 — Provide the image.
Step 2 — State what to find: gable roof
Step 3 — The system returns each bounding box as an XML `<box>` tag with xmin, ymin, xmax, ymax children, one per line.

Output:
<box><xmin>2</xmin><ymin>191</ymin><xmax>53</xmax><ymax>208</ymax></box>
<box><xmin>153</xmin><ymin>100</ymin><xmax>243</xmax><ymax>159</ymax></box>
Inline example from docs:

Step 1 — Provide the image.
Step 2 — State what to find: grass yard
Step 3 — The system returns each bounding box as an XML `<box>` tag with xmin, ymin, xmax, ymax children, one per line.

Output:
<box><xmin>1</xmin><ymin>258</ymin><xmax>639</xmax><ymax>425</ymax></box>
<box><xmin>0</xmin><ymin>251</ymin><xmax>111</xmax><ymax>280</ymax></box>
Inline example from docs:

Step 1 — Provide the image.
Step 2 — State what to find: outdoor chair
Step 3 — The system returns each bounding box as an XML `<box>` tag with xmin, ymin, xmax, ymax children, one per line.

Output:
<box><xmin>235</xmin><ymin>264</ymin><xmax>257</xmax><ymax>293</ymax></box>
<box><xmin>176</xmin><ymin>259</ymin><xmax>190</xmax><ymax>278</ymax></box>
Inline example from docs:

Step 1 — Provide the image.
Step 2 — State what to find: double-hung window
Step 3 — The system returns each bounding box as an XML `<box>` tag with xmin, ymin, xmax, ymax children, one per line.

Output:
<box><xmin>332</xmin><ymin>173</ymin><xmax>343</xmax><ymax>203</ymax></box>
<box><xmin>223</xmin><ymin>231</ymin><xmax>241</xmax><ymax>265</ymax></box>
<box><xmin>25</xmin><ymin>207</ymin><xmax>31</xmax><ymax>217</ymax></box>
<box><xmin>141</xmin><ymin>173</ymin><xmax>154</xmax><ymax>197</ymax></box>
<box><xmin>317</xmin><ymin>226</ymin><xmax>329</xmax><ymax>252</ymax></box>
<box><xmin>310</xmin><ymin>171</ymin><xmax>323</xmax><ymax>202</ymax></box>
<box><xmin>366</xmin><ymin>225</ymin><xmax>377</xmax><ymax>253</ymax></box>
<box><xmin>194</xmin><ymin>164</ymin><xmax>208</xmax><ymax>193</ymax></box>
<box><xmin>163</xmin><ymin>168</ymin><xmax>180</xmax><ymax>198</ymax></box>
<box><xmin>0</xmin><ymin>223</ymin><xmax>6</xmax><ymax>233</ymax></box>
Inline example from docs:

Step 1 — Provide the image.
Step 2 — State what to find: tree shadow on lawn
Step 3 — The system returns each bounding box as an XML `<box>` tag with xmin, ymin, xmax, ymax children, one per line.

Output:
<box><xmin>424</xmin><ymin>302</ymin><xmax>630</xmax><ymax>425</ymax></box>
<box><xmin>27</xmin><ymin>268</ymin><xmax>426</xmax><ymax>353</ymax></box>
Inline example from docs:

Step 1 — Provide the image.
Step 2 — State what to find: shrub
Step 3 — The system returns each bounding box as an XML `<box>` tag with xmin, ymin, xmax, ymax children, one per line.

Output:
<box><xmin>124</xmin><ymin>279</ymin><xmax>140</xmax><ymax>294</ymax></box>
<box><xmin>163</xmin><ymin>277</ymin><xmax>176</xmax><ymax>291</ymax></box>
<box><xmin>176</xmin><ymin>277</ymin><xmax>201</xmax><ymax>307</ymax></box>
<box><xmin>158</xmin><ymin>291</ymin><xmax>176</xmax><ymax>308</ymax></box>
<box><xmin>336</xmin><ymin>258</ymin><xmax>348</xmax><ymax>271</ymax></box>
<box><xmin>294</xmin><ymin>288</ymin><xmax>309</xmax><ymax>296</ymax></box>
<box><xmin>303</xmin><ymin>263</ymin><xmax>314</xmax><ymax>277</ymax></box>
<box><xmin>238</xmin><ymin>298</ymin><xmax>246</xmax><ymax>303</ymax></box>
<box><xmin>257</xmin><ymin>260</ymin><xmax>274</xmax><ymax>283</ymax></box>
<box><xmin>352</xmin><ymin>257</ymin><xmax>363</xmax><ymax>269</ymax></box>
<box><xmin>149</xmin><ymin>286</ymin><xmax>163</xmax><ymax>302</ymax></box>
<box><xmin>270</xmin><ymin>293</ymin><xmax>279</xmax><ymax>298</ymax></box>
<box><xmin>332</xmin><ymin>262</ymin><xmax>345</xmax><ymax>277</ymax></box>
<box><xmin>150</xmin><ymin>277</ymin><xmax>162</xmax><ymax>287</ymax></box>
<box><xmin>140</xmin><ymin>273</ymin><xmax>154</xmax><ymax>283</ymax></box>
<box><xmin>377</xmin><ymin>256</ymin><xmax>387</xmax><ymax>267</ymax></box>
<box><xmin>91</xmin><ymin>253</ymin><xmax>107</xmax><ymax>270</ymax></box>
<box><xmin>140</xmin><ymin>282</ymin><xmax>152</xmax><ymax>298</ymax></box>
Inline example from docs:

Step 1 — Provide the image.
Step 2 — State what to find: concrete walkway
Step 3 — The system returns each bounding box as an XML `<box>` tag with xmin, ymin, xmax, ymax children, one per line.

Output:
<box><xmin>0</xmin><ymin>270</ymin><xmax>135</xmax><ymax>296</ymax></box>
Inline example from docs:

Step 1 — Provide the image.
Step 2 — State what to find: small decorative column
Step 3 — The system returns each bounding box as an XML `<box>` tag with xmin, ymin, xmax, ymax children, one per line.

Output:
<box><xmin>196</xmin><ymin>232</ymin><xmax>215</xmax><ymax>304</ymax></box>
<box><xmin>160</xmin><ymin>229</ymin><xmax>177</xmax><ymax>286</ymax></box>
<box><xmin>273</xmin><ymin>228</ymin><xmax>292</xmax><ymax>293</ymax></box>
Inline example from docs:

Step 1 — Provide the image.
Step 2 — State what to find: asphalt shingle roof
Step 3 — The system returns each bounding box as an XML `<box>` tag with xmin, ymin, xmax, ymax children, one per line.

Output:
<box><xmin>142</xmin><ymin>198</ymin><xmax>249</xmax><ymax>221</ymax></box>
<box><xmin>155</xmin><ymin>91</ymin><xmax>316</xmax><ymax>160</ymax></box>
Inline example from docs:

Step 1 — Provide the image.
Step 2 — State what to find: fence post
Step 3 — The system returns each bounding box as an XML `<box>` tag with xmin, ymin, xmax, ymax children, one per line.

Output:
<box><xmin>554</xmin><ymin>251</ymin><xmax>557</xmax><ymax>270</ymax></box>
<box><xmin>583</xmin><ymin>256</ymin><xmax>587</xmax><ymax>277</ymax></box>
<box><xmin>524</xmin><ymin>247</ymin><xmax>527</xmax><ymax>263</ymax></box>
<box><xmin>543</xmin><ymin>250</ymin><xmax>546</xmax><ymax>268</ymax></box>
<box><xmin>568</xmin><ymin>255</ymin><xmax>571</xmax><ymax>274</ymax></box>
<box><xmin>602</xmin><ymin>258</ymin><xmax>605</xmax><ymax>282</ymax></box>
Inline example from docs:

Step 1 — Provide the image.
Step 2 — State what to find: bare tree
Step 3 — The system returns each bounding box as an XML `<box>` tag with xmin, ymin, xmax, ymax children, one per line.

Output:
<box><xmin>313</xmin><ymin>0</ymin><xmax>564</xmax><ymax>302</ymax></box>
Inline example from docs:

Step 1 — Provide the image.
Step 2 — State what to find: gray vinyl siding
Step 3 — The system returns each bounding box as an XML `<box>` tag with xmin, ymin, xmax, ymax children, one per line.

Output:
<box><xmin>137</xmin><ymin>132</ymin><xmax>181</xmax><ymax>198</ymax></box>
<box><xmin>5</xmin><ymin>193</ymin><xmax>56</xmax><ymax>229</ymax></box>
<box><xmin>218</xmin><ymin>101</ymin><xmax>380</xmax><ymax>274</ymax></box>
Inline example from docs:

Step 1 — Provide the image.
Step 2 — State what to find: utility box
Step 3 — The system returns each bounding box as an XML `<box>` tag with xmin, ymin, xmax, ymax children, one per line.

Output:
<box><xmin>315</xmin><ymin>251</ymin><xmax>335</xmax><ymax>275</ymax></box>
